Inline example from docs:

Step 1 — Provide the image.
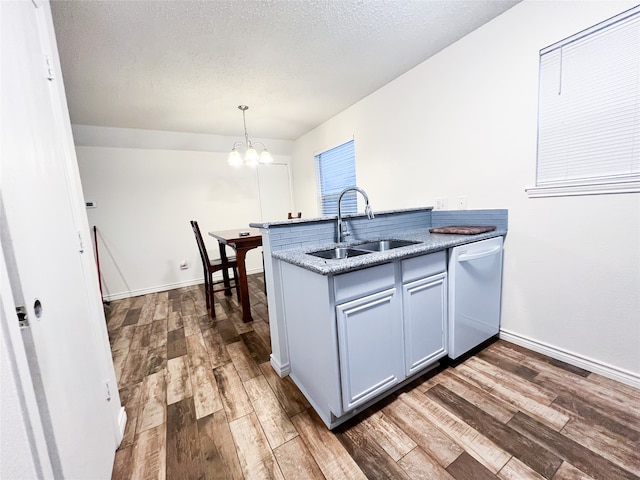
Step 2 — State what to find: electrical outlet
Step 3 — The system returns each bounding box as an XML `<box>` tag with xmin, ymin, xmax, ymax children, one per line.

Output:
<box><xmin>435</xmin><ymin>197</ymin><xmax>448</xmax><ymax>210</ymax></box>
<box><xmin>179</xmin><ymin>260</ymin><xmax>188</xmax><ymax>270</ymax></box>
<box><xmin>456</xmin><ymin>196</ymin><xmax>467</xmax><ymax>210</ymax></box>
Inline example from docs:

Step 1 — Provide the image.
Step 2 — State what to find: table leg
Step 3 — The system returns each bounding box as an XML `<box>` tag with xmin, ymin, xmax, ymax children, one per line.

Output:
<box><xmin>235</xmin><ymin>247</ymin><xmax>253</xmax><ymax>323</ymax></box>
<box><xmin>218</xmin><ymin>241</ymin><xmax>233</xmax><ymax>296</ymax></box>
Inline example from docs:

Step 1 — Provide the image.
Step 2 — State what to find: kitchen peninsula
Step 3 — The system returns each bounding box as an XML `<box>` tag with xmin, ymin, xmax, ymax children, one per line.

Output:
<box><xmin>252</xmin><ymin>206</ymin><xmax>507</xmax><ymax>428</ymax></box>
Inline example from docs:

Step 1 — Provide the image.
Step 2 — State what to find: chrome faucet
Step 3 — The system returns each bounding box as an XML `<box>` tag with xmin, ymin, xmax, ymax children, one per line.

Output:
<box><xmin>337</xmin><ymin>187</ymin><xmax>375</xmax><ymax>243</ymax></box>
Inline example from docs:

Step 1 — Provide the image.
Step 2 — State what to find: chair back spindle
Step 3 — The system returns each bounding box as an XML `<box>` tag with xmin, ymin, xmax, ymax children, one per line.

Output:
<box><xmin>191</xmin><ymin>220</ymin><xmax>211</xmax><ymax>271</ymax></box>
<box><xmin>190</xmin><ymin>220</ymin><xmax>239</xmax><ymax>317</ymax></box>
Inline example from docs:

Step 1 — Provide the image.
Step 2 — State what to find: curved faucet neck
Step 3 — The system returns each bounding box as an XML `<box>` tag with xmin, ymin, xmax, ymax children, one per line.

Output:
<box><xmin>337</xmin><ymin>187</ymin><xmax>374</xmax><ymax>243</ymax></box>
<box><xmin>338</xmin><ymin>187</ymin><xmax>368</xmax><ymax>218</ymax></box>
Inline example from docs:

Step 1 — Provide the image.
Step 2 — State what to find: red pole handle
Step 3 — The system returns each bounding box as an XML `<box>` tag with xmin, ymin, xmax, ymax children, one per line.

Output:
<box><xmin>93</xmin><ymin>226</ymin><xmax>104</xmax><ymax>301</ymax></box>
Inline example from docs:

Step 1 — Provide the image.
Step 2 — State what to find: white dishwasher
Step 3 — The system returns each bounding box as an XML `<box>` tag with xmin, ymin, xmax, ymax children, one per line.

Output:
<box><xmin>448</xmin><ymin>236</ymin><xmax>504</xmax><ymax>359</ymax></box>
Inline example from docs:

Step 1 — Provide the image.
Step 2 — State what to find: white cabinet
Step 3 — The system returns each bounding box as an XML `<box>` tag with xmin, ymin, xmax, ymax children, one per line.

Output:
<box><xmin>401</xmin><ymin>252</ymin><xmax>448</xmax><ymax>376</ymax></box>
<box><xmin>402</xmin><ymin>273</ymin><xmax>447</xmax><ymax>375</ymax></box>
<box><xmin>280</xmin><ymin>250</ymin><xmax>449</xmax><ymax>428</ymax></box>
<box><xmin>336</xmin><ymin>288</ymin><xmax>403</xmax><ymax>411</ymax></box>
<box><xmin>334</xmin><ymin>252</ymin><xmax>447</xmax><ymax>412</ymax></box>
<box><xmin>334</xmin><ymin>262</ymin><xmax>402</xmax><ymax>412</ymax></box>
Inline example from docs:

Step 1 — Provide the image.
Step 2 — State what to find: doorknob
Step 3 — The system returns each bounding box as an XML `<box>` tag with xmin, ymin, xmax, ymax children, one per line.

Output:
<box><xmin>33</xmin><ymin>299</ymin><xmax>42</xmax><ymax>318</ymax></box>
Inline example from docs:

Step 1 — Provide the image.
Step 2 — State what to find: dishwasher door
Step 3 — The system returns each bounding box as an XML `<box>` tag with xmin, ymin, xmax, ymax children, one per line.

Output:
<box><xmin>448</xmin><ymin>236</ymin><xmax>503</xmax><ymax>359</ymax></box>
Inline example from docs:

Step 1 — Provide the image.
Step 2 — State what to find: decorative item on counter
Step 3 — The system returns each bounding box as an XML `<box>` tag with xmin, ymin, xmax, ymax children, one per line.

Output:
<box><xmin>429</xmin><ymin>225</ymin><xmax>496</xmax><ymax>235</ymax></box>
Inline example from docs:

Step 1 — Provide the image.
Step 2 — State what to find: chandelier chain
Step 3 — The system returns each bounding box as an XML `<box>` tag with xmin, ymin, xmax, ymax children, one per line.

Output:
<box><xmin>241</xmin><ymin>106</ymin><xmax>251</xmax><ymax>148</ymax></box>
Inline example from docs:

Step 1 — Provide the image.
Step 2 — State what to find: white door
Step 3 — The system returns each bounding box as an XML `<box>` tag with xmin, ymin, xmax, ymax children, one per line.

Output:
<box><xmin>1</xmin><ymin>1</ymin><xmax>118</xmax><ymax>477</ymax></box>
<box><xmin>257</xmin><ymin>163</ymin><xmax>293</xmax><ymax>221</ymax></box>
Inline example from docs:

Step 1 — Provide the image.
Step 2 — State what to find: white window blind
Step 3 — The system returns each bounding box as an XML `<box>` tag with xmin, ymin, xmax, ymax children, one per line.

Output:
<box><xmin>530</xmin><ymin>6</ymin><xmax>640</xmax><ymax>197</ymax></box>
<box><xmin>316</xmin><ymin>140</ymin><xmax>356</xmax><ymax>215</ymax></box>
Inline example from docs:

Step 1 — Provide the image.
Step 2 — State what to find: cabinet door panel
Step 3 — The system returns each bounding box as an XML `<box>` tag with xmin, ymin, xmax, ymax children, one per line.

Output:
<box><xmin>403</xmin><ymin>273</ymin><xmax>447</xmax><ymax>376</ymax></box>
<box><xmin>336</xmin><ymin>288</ymin><xmax>403</xmax><ymax>412</ymax></box>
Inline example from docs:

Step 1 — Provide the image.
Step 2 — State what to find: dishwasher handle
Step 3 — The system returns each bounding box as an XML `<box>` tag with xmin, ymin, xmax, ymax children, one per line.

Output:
<box><xmin>458</xmin><ymin>245</ymin><xmax>501</xmax><ymax>262</ymax></box>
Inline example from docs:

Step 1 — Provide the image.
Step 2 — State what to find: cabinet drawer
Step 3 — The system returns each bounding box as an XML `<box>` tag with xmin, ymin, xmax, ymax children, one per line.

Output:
<box><xmin>402</xmin><ymin>251</ymin><xmax>446</xmax><ymax>283</ymax></box>
<box><xmin>334</xmin><ymin>262</ymin><xmax>395</xmax><ymax>304</ymax></box>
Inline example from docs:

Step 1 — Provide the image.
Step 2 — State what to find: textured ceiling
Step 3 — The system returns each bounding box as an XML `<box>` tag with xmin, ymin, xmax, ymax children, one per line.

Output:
<box><xmin>51</xmin><ymin>0</ymin><xmax>520</xmax><ymax>141</ymax></box>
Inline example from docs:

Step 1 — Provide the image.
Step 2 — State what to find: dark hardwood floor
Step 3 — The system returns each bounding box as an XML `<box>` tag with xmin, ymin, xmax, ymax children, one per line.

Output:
<box><xmin>107</xmin><ymin>274</ymin><xmax>640</xmax><ymax>479</ymax></box>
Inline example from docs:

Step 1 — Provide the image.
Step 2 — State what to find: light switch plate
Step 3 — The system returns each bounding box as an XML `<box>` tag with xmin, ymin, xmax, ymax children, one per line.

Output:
<box><xmin>435</xmin><ymin>198</ymin><xmax>448</xmax><ymax>210</ymax></box>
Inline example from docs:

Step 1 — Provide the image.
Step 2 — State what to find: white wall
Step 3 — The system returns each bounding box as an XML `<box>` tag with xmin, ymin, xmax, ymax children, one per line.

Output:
<box><xmin>75</xmin><ymin>126</ymin><xmax>293</xmax><ymax>299</ymax></box>
<box><xmin>290</xmin><ymin>1</ymin><xmax>640</xmax><ymax>378</ymax></box>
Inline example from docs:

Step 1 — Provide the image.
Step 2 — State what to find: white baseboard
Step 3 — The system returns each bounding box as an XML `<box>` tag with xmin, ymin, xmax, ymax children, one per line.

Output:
<box><xmin>103</xmin><ymin>268</ymin><xmax>263</xmax><ymax>301</ymax></box>
<box><xmin>104</xmin><ymin>278</ymin><xmax>202</xmax><ymax>301</ymax></box>
<box><xmin>499</xmin><ymin>329</ymin><xmax>640</xmax><ymax>390</ymax></box>
<box><xmin>116</xmin><ymin>407</ymin><xmax>127</xmax><ymax>448</ymax></box>
<box><xmin>270</xmin><ymin>354</ymin><xmax>290</xmax><ymax>378</ymax></box>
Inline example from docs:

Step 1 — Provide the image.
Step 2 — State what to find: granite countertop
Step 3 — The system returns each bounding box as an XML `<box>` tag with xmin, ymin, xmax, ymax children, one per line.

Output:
<box><xmin>271</xmin><ymin>227</ymin><xmax>507</xmax><ymax>275</ymax></box>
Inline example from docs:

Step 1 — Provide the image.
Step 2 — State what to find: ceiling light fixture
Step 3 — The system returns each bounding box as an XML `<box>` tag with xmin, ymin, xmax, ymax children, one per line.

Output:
<box><xmin>228</xmin><ymin>105</ymin><xmax>273</xmax><ymax>167</ymax></box>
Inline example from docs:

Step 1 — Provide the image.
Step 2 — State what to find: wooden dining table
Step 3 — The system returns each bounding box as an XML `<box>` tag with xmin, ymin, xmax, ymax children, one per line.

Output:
<box><xmin>208</xmin><ymin>227</ymin><xmax>262</xmax><ymax>323</ymax></box>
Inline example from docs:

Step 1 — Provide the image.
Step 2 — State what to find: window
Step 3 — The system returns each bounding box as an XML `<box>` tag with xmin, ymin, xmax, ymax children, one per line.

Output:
<box><xmin>528</xmin><ymin>6</ymin><xmax>640</xmax><ymax>198</ymax></box>
<box><xmin>316</xmin><ymin>140</ymin><xmax>356</xmax><ymax>215</ymax></box>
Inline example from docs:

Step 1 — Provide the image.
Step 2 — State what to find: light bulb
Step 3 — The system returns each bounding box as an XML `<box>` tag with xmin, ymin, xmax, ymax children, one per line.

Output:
<box><xmin>245</xmin><ymin>147</ymin><xmax>259</xmax><ymax>167</ymax></box>
<box><xmin>228</xmin><ymin>148</ymin><xmax>243</xmax><ymax>167</ymax></box>
<box><xmin>259</xmin><ymin>149</ymin><xmax>273</xmax><ymax>164</ymax></box>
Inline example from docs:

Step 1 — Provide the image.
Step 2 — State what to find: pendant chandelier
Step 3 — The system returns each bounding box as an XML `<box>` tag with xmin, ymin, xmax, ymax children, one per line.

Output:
<box><xmin>228</xmin><ymin>105</ymin><xmax>273</xmax><ymax>167</ymax></box>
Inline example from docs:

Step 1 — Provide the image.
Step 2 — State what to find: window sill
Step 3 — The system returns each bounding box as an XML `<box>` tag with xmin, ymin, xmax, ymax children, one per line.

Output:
<box><xmin>526</xmin><ymin>179</ymin><xmax>640</xmax><ymax>198</ymax></box>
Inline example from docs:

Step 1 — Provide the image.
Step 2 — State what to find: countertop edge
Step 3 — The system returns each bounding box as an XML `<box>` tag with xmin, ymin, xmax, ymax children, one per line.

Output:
<box><xmin>250</xmin><ymin>206</ymin><xmax>433</xmax><ymax>229</ymax></box>
<box><xmin>271</xmin><ymin>229</ymin><xmax>507</xmax><ymax>275</ymax></box>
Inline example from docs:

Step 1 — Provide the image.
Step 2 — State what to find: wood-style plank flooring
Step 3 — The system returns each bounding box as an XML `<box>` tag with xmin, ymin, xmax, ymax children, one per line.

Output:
<box><xmin>107</xmin><ymin>274</ymin><xmax>640</xmax><ymax>479</ymax></box>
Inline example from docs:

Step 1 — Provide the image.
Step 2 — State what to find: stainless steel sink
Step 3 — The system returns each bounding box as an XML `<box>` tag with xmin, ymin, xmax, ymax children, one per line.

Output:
<box><xmin>308</xmin><ymin>239</ymin><xmax>421</xmax><ymax>260</ymax></box>
<box><xmin>354</xmin><ymin>239</ymin><xmax>421</xmax><ymax>252</ymax></box>
<box><xmin>308</xmin><ymin>247</ymin><xmax>371</xmax><ymax>260</ymax></box>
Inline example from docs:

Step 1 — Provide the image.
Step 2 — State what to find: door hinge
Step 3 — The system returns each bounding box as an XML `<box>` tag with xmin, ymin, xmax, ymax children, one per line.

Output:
<box><xmin>78</xmin><ymin>231</ymin><xmax>85</xmax><ymax>253</ymax></box>
<box><xmin>44</xmin><ymin>55</ymin><xmax>54</xmax><ymax>81</ymax></box>
<box><xmin>16</xmin><ymin>306</ymin><xmax>29</xmax><ymax>328</ymax></box>
<box><xmin>105</xmin><ymin>380</ymin><xmax>112</xmax><ymax>402</ymax></box>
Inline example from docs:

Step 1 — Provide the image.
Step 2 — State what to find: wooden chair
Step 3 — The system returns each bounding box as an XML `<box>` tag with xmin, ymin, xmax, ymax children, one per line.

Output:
<box><xmin>190</xmin><ymin>220</ymin><xmax>239</xmax><ymax>317</ymax></box>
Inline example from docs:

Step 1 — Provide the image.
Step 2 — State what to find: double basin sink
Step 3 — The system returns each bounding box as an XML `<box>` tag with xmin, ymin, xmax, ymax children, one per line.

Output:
<box><xmin>309</xmin><ymin>239</ymin><xmax>420</xmax><ymax>260</ymax></box>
